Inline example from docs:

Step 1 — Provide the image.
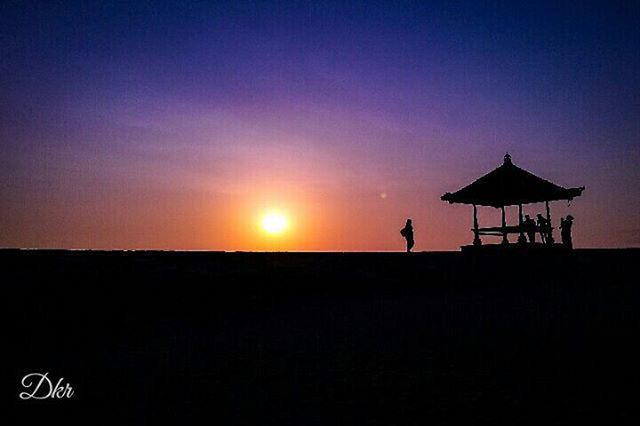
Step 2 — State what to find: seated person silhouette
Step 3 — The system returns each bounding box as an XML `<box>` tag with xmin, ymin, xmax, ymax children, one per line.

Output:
<box><xmin>536</xmin><ymin>214</ymin><xmax>548</xmax><ymax>244</ymax></box>
<box><xmin>560</xmin><ymin>215</ymin><xmax>574</xmax><ymax>249</ymax></box>
<box><xmin>524</xmin><ymin>215</ymin><xmax>536</xmax><ymax>243</ymax></box>
<box><xmin>400</xmin><ymin>219</ymin><xmax>415</xmax><ymax>253</ymax></box>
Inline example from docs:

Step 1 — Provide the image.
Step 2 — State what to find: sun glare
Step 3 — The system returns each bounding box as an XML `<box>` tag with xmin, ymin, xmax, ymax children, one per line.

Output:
<box><xmin>261</xmin><ymin>212</ymin><xmax>288</xmax><ymax>235</ymax></box>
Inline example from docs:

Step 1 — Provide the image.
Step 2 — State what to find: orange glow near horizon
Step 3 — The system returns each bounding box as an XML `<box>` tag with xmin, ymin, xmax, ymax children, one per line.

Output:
<box><xmin>1</xmin><ymin>162</ymin><xmax>633</xmax><ymax>251</ymax></box>
<box><xmin>1</xmin><ymin>171</ymin><xmax>623</xmax><ymax>251</ymax></box>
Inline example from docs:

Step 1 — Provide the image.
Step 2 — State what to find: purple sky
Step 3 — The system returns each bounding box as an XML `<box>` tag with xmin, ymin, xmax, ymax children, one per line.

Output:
<box><xmin>1</xmin><ymin>1</ymin><xmax>639</xmax><ymax>250</ymax></box>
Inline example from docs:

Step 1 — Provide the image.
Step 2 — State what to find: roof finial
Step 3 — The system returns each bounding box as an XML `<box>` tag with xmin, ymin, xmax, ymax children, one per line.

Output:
<box><xmin>504</xmin><ymin>152</ymin><xmax>512</xmax><ymax>164</ymax></box>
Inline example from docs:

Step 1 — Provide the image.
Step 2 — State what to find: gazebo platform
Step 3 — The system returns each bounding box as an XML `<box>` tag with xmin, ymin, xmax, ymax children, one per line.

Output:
<box><xmin>461</xmin><ymin>242</ymin><xmax>571</xmax><ymax>254</ymax></box>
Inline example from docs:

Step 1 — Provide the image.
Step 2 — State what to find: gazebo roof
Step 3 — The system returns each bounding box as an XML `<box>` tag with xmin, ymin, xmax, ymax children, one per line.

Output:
<box><xmin>441</xmin><ymin>153</ymin><xmax>585</xmax><ymax>207</ymax></box>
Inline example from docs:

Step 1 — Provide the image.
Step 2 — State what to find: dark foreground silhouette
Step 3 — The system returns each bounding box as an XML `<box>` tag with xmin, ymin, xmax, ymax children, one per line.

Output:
<box><xmin>7</xmin><ymin>249</ymin><xmax>640</xmax><ymax>425</ymax></box>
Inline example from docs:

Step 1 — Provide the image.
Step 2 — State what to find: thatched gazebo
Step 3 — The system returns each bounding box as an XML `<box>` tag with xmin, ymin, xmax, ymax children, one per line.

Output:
<box><xmin>441</xmin><ymin>153</ymin><xmax>584</xmax><ymax>247</ymax></box>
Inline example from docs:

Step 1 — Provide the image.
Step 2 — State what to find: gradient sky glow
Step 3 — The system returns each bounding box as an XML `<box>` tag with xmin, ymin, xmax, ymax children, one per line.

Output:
<box><xmin>1</xmin><ymin>0</ymin><xmax>639</xmax><ymax>250</ymax></box>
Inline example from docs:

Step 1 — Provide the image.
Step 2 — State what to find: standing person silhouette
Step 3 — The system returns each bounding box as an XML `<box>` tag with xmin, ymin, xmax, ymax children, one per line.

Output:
<box><xmin>400</xmin><ymin>219</ymin><xmax>415</xmax><ymax>252</ymax></box>
<box><xmin>524</xmin><ymin>215</ymin><xmax>536</xmax><ymax>243</ymax></box>
<box><xmin>560</xmin><ymin>215</ymin><xmax>574</xmax><ymax>249</ymax></box>
<box><xmin>536</xmin><ymin>214</ymin><xmax>548</xmax><ymax>244</ymax></box>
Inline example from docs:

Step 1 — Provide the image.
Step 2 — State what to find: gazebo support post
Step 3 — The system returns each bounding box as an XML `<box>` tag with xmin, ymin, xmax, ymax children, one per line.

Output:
<box><xmin>545</xmin><ymin>201</ymin><xmax>554</xmax><ymax>245</ymax></box>
<box><xmin>501</xmin><ymin>205</ymin><xmax>508</xmax><ymax>245</ymax></box>
<box><xmin>517</xmin><ymin>204</ymin><xmax>527</xmax><ymax>244</ymax></box>
<box><xmin>472</xmin><ymin>204</ymin><xmax>481</xmax><ymax>246</ymax></box>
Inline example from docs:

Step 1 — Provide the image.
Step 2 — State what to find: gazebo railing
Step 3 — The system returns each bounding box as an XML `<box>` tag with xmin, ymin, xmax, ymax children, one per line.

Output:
<box><xmin>474</xmin><ymin>225</ymin><xmax>553</xmax><ymax>237</ymax></box>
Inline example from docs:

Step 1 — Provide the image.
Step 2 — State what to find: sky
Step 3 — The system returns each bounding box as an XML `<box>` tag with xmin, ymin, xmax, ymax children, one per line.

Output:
<box><xmin>1</xmin><ymin>0</ymin><xmax>639</xmax><ymax>250</ymax></box>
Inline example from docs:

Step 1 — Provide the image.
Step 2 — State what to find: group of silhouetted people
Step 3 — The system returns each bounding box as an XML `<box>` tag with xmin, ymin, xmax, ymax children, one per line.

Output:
<box><xmin>400</xmin><ymin>214</ymin><xmax>574</xmax><ymax>252</ymax></box>
<box><xmin>523</xmin><ymin>214</ymin><xmax>551</xmax><ymax>244</ymax></box>
<box><xmin>522</xmin><ymin>214</ymin><xmax>574</xmax><ymax>248</ymax></box>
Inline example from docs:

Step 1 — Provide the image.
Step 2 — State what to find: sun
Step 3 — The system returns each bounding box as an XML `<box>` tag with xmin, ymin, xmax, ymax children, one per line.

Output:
<box><xmin>261</xmin><ymin>212</ymin><xmax>288</xmax><ymax>235</ymax></box>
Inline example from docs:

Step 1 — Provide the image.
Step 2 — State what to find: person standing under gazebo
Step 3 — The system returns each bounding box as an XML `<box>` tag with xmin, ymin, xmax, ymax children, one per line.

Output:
<box><xmin>524</xmin><ymin>215</ymin><xmax>536</xmax><ymax>244</ymax></box>
<box><xmin>536</xmin><ymin>214</ymin><xmax>548</xmax><ymax>244</ymax></box>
